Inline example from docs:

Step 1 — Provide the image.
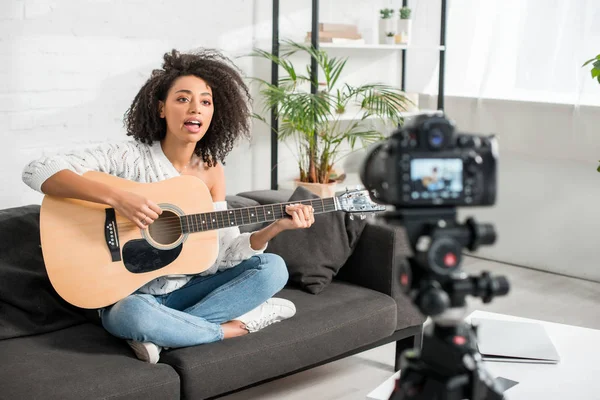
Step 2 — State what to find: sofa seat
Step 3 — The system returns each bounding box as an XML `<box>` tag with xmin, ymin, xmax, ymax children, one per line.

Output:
<box><xmin>0</xmin><ymin>323</ymin><xmax>180</xmax><ymax>400</ymax></box>
<box><xmin>159</xmin><ymin>281</ymin><xmax>397</xmax><ymax>399</ymax></box>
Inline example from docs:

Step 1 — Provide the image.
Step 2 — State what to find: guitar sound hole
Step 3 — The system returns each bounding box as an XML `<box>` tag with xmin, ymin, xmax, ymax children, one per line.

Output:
<box><xmin>148</xmin><ymin>210</ymin><xmax>182</xmax><ymax>245</ymax></box>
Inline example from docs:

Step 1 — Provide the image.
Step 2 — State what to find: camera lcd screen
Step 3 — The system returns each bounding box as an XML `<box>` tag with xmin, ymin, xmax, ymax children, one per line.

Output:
<box><xmin>410</xmin><ymin>158</ymin><xmax>463</xmax><ymax>200</ymax></box>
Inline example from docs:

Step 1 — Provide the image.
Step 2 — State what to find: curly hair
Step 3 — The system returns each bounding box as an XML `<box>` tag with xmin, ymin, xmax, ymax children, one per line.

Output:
<box><xmin>124</xmin><ymin>49</ymin><xmax>252</xmax><ymax>166</ymax></box>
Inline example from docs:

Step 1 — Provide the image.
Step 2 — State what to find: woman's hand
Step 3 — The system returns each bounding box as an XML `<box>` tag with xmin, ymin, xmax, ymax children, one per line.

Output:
<box><xmin>274</xmin><ymin>203</ymin><xmax>315</xmax><ymax>231</ymax></box>
<box><xmin>249</xmin><ymin>203</ymin><xmax>315</xmax><ymax>250</ymax></box>
<box><xmin>108</xmin><ymin>189</ymin><xmax>163</xmax><ymax>229</ymax></box>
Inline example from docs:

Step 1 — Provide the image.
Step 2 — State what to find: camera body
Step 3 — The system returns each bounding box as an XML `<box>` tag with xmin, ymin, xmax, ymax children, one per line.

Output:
<box><xmin>361</xmin><ymin>113</ymin><xmax>498</xmax><ymax>208</ymax></box>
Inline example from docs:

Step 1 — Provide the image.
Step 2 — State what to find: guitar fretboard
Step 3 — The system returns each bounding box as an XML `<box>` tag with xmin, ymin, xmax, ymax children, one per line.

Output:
<box><xmin>180</xmin><ymin>198</ymin><xmax>338</xmax><ymax>233</ymax></box>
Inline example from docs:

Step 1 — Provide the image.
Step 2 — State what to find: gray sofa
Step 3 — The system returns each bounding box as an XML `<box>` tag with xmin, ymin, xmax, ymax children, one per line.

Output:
<box><xmin>0</xmin><ymin>189</ymin><xmax>425</xmax><ymax>399</ymax></box>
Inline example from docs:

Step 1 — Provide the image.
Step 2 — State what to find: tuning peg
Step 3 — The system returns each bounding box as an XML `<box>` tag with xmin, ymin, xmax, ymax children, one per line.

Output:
<box><xmin>360</xmin><ymin>213</ymin><xmax>366</xmax><ymax>220</ymax></box>
<box><xmin>349</xmin><ymin>214</ymin><xmax>354</xmax><ymax>221</ymax></box>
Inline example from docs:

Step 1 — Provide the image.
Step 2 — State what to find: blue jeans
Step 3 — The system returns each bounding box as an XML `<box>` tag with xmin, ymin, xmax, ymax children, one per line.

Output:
<box><xmin>99</xmin><ymin>254</ymin><xmax>288</xmax><ymax>348</ymax></box>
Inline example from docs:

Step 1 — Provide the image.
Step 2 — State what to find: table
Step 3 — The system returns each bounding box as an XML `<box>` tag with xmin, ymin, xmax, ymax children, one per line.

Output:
<box><xmin>367</xmin><ymin>311</ymin><xmax>600</xmax><ymax>399</ymax></box>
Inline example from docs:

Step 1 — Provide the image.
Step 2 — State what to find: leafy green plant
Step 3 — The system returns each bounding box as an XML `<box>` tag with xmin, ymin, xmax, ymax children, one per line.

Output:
<box><xmin>380</xmin><ymin>8</ymin><xmax>394</xmax><ymax>19</ymax></box>
<box><xmin>386</xmin><ymin>32</ymin><xmax>395</xmax><ymax>37</ymax></box>
<box><xmin>249</xmin><ymin>40</ymin><xmax>411</xmax><ymax>184</ymax></box>
<box><xmin>582</xmin><ymin>54</ymin><xmax>600</xmax><ymax>172</ymax></box>
<box><xmin>583</xmin><ymin>54</ymin><xmax>600</xmax><ymax>84</ymax></box>
<box><xmin>400</xmin><ymin>7</ymin><xmax>412</xmax><ymax>19</ymax></box>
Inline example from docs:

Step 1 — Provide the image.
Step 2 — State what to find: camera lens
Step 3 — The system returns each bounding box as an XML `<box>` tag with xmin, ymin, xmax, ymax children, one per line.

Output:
<box><xmin>428</xmin><ymin>128</ymin><xmax>445</xmax><ymax>149</ymax></box>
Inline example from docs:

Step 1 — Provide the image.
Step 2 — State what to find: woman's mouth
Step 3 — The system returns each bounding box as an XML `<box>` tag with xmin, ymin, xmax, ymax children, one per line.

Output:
<box><xmin>183</xmin><ymin>121</ymin><xmax>202</xmax><ymax>133</ymax></box>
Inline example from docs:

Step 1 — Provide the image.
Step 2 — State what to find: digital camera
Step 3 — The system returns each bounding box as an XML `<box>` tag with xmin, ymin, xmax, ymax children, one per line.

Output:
<box><xmin>360</xmin><ymin>113</ymin><xmax>498</xmax><ymax>208</ymax></box>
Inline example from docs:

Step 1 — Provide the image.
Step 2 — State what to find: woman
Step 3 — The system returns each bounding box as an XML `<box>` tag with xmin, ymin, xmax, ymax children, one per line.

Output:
<box><xmin>22</xmin><ymin>49</ymin><xmax>314</xmax><ymax>363</ymax></box>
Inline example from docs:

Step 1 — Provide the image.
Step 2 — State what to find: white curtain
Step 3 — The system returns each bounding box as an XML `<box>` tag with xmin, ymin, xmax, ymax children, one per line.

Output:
<box><xmin>424</xmin><ymin>0</ymin><xmax>600</xmax><ymax>107</ymax></box>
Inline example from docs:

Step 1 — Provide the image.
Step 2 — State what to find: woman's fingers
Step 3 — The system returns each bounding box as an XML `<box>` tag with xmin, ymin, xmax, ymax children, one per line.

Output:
<box><xmin>286</xmin><ymin>204</ymin><xmax>315</xmax><ymax>228</ymax></box>
<box><xmin>142</xmin><ymin>205</ymin><xmax>160</xmax><ymax>220</ymax></box>
<box><xmin>296</xmin><ymin>207</ymin><xmax>308</xmax><ymax>226</ymax></box>
<box><xmin>147</xmin><ymin>201</ymin><xmax>163</xmax><ymax>216</ymax></box>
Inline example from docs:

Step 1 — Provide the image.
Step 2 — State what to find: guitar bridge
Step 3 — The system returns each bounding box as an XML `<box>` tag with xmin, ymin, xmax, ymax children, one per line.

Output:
<box><xmin>104</xmin><ymin>208</ymin><xmax>121</xmax><ymax>262</ymax></box>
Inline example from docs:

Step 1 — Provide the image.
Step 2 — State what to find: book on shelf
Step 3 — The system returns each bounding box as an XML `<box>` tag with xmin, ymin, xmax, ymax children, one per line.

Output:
<box><xmin>305</xmin><ymin>22</ymin><xmax>363</xmax><ymax>44</ymax></box>
<box><xmin>318</xmin><ymin>23</ymin><xmax>359</xmax><ymax>34</ymax></box>
<box><xmin>305</xmin><ymin>35</ymin><xmax>366</xmax><ymax>44</ymax></box>
<box><xmin>306</xmin><ymin>30</ymin><xmax>362</xmax><ymax>40</ymax></box>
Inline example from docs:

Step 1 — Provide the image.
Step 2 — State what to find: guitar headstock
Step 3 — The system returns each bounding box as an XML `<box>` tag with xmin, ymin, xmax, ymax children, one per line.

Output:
<box><xmin>336</xmin><ymin>189</ymin><xmax>386</xmax><ymax>214</ymax></box>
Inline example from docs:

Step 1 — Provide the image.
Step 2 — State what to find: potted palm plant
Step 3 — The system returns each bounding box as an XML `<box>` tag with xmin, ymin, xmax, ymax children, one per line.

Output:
<box><xmin>250</xmin><ymin>40</ymin><xmax>411</xmax><ymax>197</ymax></box>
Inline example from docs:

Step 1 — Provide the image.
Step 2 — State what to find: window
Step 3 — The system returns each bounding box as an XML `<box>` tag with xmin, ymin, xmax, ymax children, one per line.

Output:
<box><xmin>432</xmin><ymin>0</ymin><xmax>600</xmax><ymax>106</ymax></box>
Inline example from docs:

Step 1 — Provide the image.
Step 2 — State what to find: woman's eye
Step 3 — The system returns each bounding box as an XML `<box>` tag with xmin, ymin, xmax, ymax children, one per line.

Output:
<box><xmin>177</xmin><ymin>98</ymin><xmax>189</xmax><ymax>102</ymax></box>
<box><xmin>202</xmin><ymin>100</ymin><xmax>212</xmax><ymax>106</ymax></box>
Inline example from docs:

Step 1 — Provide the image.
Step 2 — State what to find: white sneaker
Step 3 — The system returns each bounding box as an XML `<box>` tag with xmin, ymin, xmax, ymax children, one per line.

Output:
<box><xmin>127</xmin><ymin>340</ymin><xmax>162</xmax><ymax>364</ymax></box>
<box><xmin>234</xmin><ymin>298</ymin><xmax>296</xmax><ymax>333</ymax></box>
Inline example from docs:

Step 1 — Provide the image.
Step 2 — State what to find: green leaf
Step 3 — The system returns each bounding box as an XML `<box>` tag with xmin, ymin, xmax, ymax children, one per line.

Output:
<box><xmin>582</xmin><ymin>57</ymin><xmax>597</xmax><ymax>67</ymax></box>
<box><xmin>250</xmin><ymin>112</ymin><xmax>267</xmax><ymax>123</ymax></box>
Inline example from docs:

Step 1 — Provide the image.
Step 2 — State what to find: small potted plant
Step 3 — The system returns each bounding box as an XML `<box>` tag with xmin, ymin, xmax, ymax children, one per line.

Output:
<box><xmin>397</xmin><ymin>6</ymin><xmax>412</xmax><ymax>44</ymax></box>
<box><xmin>379</xmin><ymin>8</ymin><xmax>395</xmax><ymax>44</ymax></box>
<box><xmin>385</xmin><ymin>32</ymin><xmax>396</xmax><ymax>45</ymax></box>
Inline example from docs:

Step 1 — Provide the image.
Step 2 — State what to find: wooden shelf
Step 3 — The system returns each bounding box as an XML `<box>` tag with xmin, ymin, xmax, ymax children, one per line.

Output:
<box><xmin>318</xmin><ymin>43</ymin><xmax>446</xmax><ymax>51</ymax></box>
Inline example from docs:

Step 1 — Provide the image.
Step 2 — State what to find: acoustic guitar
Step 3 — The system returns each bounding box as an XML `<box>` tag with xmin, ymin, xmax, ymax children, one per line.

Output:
<box><xmin>40</xmin><ymin>171</ymin><xmax>385</xmax><ymax>309</ymax></box>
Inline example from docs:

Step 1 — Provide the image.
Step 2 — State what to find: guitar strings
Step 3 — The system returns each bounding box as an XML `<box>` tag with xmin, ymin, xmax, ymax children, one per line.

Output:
<box><xmin>116</xmin><ymin>206</ymin><xmax>336</xmax><ymax>234</ymax></box>
<box><xmin>115</xmin><ymin>204</ymin><xmax>334</xmax><ymax>226</ymax></box>
<box><xmin>114</xmin><ymin>200</ymin><xmax>337</xmax><ymax>233</ymax></box>
<box><xmin>115</xmin><ymin>199</ymin><xmax>336</xmax><ymax>225</ymax></box>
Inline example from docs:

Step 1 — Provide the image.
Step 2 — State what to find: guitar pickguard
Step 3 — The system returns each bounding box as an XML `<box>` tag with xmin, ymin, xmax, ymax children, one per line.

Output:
<box><xmin>122</xmin><ymin>239</ymin><xmax>183</xmax><ymax>273</ymax></box>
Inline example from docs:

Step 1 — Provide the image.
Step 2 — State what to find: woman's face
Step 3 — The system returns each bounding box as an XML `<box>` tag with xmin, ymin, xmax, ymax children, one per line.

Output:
<box><xmin>159</xmin><ymin>75</ymin><xmax>214</xmax><ymax>144</ymax></box>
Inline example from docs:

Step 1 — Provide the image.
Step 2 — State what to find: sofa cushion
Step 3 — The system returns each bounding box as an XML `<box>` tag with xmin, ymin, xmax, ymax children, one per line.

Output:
<box><xmin>265</xmin><ymin>187</ymin><xmax>367</xmax><ymax>294</ymax></box>
<box><xmin>159</xmin><ymin>281</ymin><xmax>397</xmax><ymax>399</ymax></box>
<box><xmin>0</xmin><ymin>205</ymin><xmax>92</xmax><ymax>340</ymax></box>
<box><xmin>225</xmin><ymin>194</ymin><xmax>260</xmax><ymax>210</ymax></box>
<box><xmin>236</xmin><ymin>189</ymin><xmax>294</xmax><ymax>205</ymax></box>
<box><xmin>0</xmin><ymin>323</ymin><xmax>180</xmax><ymax>400</ymax></box>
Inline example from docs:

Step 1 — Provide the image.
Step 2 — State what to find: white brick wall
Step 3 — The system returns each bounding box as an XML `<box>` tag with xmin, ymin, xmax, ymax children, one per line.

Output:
<box><xmin>1</xmin><ymin>0</ymin><xmax>274</xmax><ymax>208</ymax></box>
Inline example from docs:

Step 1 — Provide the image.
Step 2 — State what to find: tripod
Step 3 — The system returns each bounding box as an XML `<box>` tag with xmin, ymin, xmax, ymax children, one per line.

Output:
<box><xmin>380</xmin><ymin>208</ymin><xmax>510</xmax><ymax>400</ymax></box>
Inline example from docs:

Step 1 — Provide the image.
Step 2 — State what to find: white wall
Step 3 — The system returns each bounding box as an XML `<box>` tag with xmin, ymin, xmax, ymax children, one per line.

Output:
<box><xmin>1</xmin><ymin>0</ymin><xmax>267</xmax><ymax>209</ymax></box>
<box><xmin>419</xmin><ymin>95</ymin><xmax>600</xmax><ymax>283</ymax></box>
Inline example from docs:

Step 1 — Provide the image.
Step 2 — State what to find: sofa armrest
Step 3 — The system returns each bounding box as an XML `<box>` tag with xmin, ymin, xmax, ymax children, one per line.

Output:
<box><xmin>336</xmin><ymin>221</ymin><xmax>425</xmax><ymax>328</ymax></box>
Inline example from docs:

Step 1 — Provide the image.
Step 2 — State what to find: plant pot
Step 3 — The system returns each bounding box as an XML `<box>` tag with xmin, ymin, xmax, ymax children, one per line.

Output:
<box><xmin>378</xmin><ymin>18</ymin><xmax>396</xmax><ymax>44</ymax></box>
<box><xmin>384</xmin><ymin>36</ymin><xmax>395</xmax><ymax>45</ymax></box>
<box><xmin>294</xmin><ymin>180</ymin><xmax>338</xmax><ymax>198</ymax></box>
<box><xmin>396</xmin><ymin>19</ymin><xmax>412</xmax><ymax>44</ymax></box>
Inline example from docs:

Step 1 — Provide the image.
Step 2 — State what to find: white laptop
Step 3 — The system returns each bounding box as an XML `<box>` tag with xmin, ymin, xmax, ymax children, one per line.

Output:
<box><xmin>471</xmin><ymin>318</ymin><xmax>560</xmax><ymax>364</ymax></box>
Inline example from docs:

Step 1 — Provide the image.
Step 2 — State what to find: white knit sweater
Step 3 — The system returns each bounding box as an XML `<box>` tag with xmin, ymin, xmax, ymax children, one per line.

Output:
<box><xmin>22</xmin><ymin>140</ymin><xmax>266</xmax><ymax>295</ymax></box>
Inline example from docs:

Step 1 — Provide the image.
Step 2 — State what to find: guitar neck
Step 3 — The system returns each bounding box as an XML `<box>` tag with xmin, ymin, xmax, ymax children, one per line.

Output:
<box><xmin>180</xmin><ymin>197</ymin><xmax>339</xmax><ymax>233</ymax></box>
